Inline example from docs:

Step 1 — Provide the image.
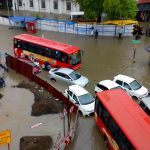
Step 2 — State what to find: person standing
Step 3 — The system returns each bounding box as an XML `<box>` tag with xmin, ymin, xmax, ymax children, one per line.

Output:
<box><xmin>119</xmin><ymin>26</ymin><xmax>124</xmax><ymax>39</ymax></box>
<box><xmin>94</xmin><ymin>29</ymin><xmax>98</xmax><ymax>39</ymax></box>
<box><xmin>0</xmin><ymin>66</ymin><xmax>5</xmax><ymax>87</ymax></box>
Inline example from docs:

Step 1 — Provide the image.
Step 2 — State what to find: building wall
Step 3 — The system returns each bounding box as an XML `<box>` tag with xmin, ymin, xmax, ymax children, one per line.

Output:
<box><xmin>12</xmin><ymin>0</ymin><xmax>80</xmax><ymax>15</ymax></box>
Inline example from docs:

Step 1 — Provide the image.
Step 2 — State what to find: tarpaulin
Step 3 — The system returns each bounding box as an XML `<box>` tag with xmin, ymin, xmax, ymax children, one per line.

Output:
<box><xmin>8</xmin><ymin>16</ymin><xmax>37</xmax><ymax>22</ymax></box>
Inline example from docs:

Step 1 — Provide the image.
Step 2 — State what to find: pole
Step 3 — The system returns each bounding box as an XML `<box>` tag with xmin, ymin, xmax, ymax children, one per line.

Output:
<box><xmin>133</xmin><ymin>44</ymin><xmax>137</xmax><ymax>63</ymax></box>
<box><xmin>8</xmin><ymin>143</ymin><xmax>10</xmax><ymax>150</ymax></box>
<box><xmin>67</xmin><ymin>88</ymin><xmax>70</xmax><ymax>132</ymax></box>
<box><xmin>7</xmin><ymin>0</ymin><xmax>9</xmax><ymax>15</ymax></box>
<box><xmin>63</xmin><ymin>114</ymin><xmax>65</xmax><ymax>137</ymax></box>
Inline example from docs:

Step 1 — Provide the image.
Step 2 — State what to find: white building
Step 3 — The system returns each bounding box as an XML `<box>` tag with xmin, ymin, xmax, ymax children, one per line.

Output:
<box><xmin>12</xmin><ymin>0</ymin><xmax>80</xmax><ymax>15</ymax></box>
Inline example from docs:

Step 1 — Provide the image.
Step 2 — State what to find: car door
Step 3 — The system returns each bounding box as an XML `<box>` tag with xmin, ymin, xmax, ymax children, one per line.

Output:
<box><xmin>122</xmin><ymin>82</ymin><xmax>133</xmax><ymax>96</ymax></box>
<box><xmin>54</xmin><ymin>72</ymin><xmax>72</xmax><ymax>85</ymax></box>
<box><xmin>61</xmin><ymin>73</ymin><xmax>73</xmax><ymax>85</ymax></box>
<box><xmin>53</xmin><ymin>72</ymin><xmax>64</xmax><ymax>82</ymax></box>
<box><xmin>70</xmin><ymin>93</ymin><xmax>79</xmax><ymax>105</ymax></box>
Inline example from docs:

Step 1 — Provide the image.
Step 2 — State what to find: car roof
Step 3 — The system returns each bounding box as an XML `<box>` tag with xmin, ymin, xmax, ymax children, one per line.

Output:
<box><xmin>98</xmin><ymin>80</ymin><xmax>120</xmax><ymax>89</ymax></box>
<box><xmin>55</xmin><ymin>68</ymin><xmax>74</xmax><ymax>74</ymax></box>
<box><xmin>68</xmin><ymin>85</ymin><xmax>88</xmax><ymax>96</ymax></box>
<box><xmin>141</xmin><ymin>96</ymin><xmax>150</xmax><ymax>109</ymax></box>
<box><xmin>114</xmin><ymin>74</ymin><xmax>135</xmax><ymax>83</ymax></box>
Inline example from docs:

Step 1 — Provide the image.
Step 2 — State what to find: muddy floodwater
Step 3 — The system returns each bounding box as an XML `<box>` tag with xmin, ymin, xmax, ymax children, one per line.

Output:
<box><xmin>0</xmin><ymin>24</ymin><xmax>150</xmax><ymax>150</ymax></box>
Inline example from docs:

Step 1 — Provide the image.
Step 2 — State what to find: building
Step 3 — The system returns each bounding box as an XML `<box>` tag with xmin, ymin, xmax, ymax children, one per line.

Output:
<box><xmin>0</xmin><ymin>0</ymin><xmax>12</xmax><ymax>9</ymax></box>
<box><xmin>137</xmin><ymin>0</ymin><xmax>150</xmax><ymax>21</ymax></box>
<box><xmin>12</xmin><ymin>0</ymin><xmax>80</xmax><ymax>15</ymax></box>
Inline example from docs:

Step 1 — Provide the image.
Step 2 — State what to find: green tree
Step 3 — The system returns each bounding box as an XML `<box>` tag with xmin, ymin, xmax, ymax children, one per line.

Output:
<box><xmin>119</xmin><ymin>0</ymin><xmax>137</xmax><ymax>19</ymax></box>
<box><xmin>103</xmin><ymin>0</ymin><xmax>121</xmax><ymax>20</ymax></box>
<box><xmin>103</xmin><ymin>0</ymin><xmax>137</xmax><ymax>20</ymax></box>
<box><xmin>73</xmin><ymin>0</ymin><xmax>104</xmax><ymax>20</ymax></box>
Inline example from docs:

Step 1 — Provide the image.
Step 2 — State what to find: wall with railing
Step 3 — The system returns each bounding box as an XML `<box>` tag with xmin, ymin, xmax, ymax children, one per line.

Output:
<box><xmin>5</xmin><ymin>54</ymin><xmax>78</xmax><ymax>150</ymax></box>
<box><xmin>0</xmin><ymin>16</ymin><xmax>134</xmax><ymax>36</ymax></box>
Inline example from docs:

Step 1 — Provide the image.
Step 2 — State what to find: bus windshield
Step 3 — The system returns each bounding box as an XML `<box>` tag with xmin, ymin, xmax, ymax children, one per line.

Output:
<box><xmin>70</xmin><ymin>51</ymin><xmax>81</xmax><ymax>66</ymax></box>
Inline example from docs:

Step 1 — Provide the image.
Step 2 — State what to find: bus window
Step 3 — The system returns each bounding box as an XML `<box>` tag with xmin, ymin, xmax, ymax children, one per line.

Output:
<box><xmin>101</xmin><ymin>108</ymin><xmax>109</xmax><ymax>127</ymax></box>
<box><xmin>22</xmin><ymin>41</ymin><xmax>28</xmax><ymax>51</ymax></box>
<box><xmin>15</xmin><ymin>39</ymin><xmax>22</xmax><ymax>48</ymax></box>
<box><xmin>61</xmin><ymin>53</ymin><xmax>68</xmax><ymax>63</ymax></box>
<box><xmin>28</xmin><ymin>43</ymin><xmax>35</xmax><ymax>53</ymax></box>
<box><xmin>118</xmin><ymin>130</ymin><xmax>133</xmax><ymax>150</ymax></box>
<box><xmin>108</xmin><ymin>117</ymin><xmax>119</xmax><ymax>141</ymax></box>
<box><xmin>95</xmin><ymin>97</ymin><xmax>103</xmax><ymax>117</ymax></box>
<box><xmin>45</xmin><ymin>48</ymin><xmax>51</xmax><ymax>58</ymax></box>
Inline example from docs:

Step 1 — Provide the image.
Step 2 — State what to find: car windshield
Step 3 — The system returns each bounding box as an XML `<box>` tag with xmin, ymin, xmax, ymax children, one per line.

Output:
<box><xmin>69</xmin><ymin>71</ymin><xmax>81</xmax><ymax>80</ymax></box>
<box><xmin>78</xmin><ymin>93</ymin><xmax>94</xmax><ymax>105</ymax></box>
<box><xmin>130</xmin><ymin>80</ymin><xmax>142</xmax><ymax>90</ymax></box>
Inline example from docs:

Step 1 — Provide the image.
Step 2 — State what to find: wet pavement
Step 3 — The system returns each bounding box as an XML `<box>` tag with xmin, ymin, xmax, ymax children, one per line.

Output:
<box><xmin>0</xmin><ymin>22</ymin><xmax>150</xmax><ymax>150</ymax></box>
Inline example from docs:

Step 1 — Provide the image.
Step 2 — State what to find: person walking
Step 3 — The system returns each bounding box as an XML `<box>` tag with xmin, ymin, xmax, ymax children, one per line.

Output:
<box><xmin>94</xmin><ymin>29</ymin><xmax>98</xmax><ymax>39</ymax></box>
<box><xmin>0</xmin><ymin>66</ymin><xmax>5</xmax><ymax>87</ymax></box>
<box><xmin>118</xmin><ymin>26</ymin><xmax>124</xmax><ymax>39</ymax></box>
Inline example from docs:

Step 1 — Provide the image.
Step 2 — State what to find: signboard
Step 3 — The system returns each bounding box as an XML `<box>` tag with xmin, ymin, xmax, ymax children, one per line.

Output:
<box><xmin>0</xmin><ymin>130</ymin><xmax>11</xmax><ymax>145</ymax></box>
<box><xmin>132</xmin><ymin>40</ymin><xmax>141</xmax><ymax>44</ymax></box>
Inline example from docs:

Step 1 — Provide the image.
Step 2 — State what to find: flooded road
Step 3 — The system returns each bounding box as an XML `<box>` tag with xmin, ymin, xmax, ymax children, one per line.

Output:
<box><xmin>1</xmin><ymin>24</ymin><xmax>150</xmax><ymax>150</ymax></box>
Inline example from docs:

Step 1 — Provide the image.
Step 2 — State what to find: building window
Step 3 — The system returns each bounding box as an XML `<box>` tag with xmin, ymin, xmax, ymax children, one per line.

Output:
<box><xmin>41</xmin><ymin>0</ymin><xmax>45</xmax><ymax>8</ymax></box>
<box><xmin>18</xmin><ymin>0</ymin><xmax>22</xmax><ymax>6</ymax></box>
<box><xmin>30</xmin><ymin>0</ymin><xmax>34</xmax><ymax>7</ymax></box>
<box><xmin>53</xmin><ymin>0</ymin><xmax>58</xmax><ymax>10</ymax></box>
<box><xmin>66</xmin><ymin>0</ymin><xmax>71</xmax><ymax>11</ymax></box>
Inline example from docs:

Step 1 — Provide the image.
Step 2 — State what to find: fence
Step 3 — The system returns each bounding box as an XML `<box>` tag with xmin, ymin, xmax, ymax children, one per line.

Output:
<box><xmin>6</xmin><ymin>54</ymin><xmax>78</xmax><ymax>150</ymax></box>
<box><xmin>0</xmin><ymin>16</ymin><xmax>134</xmax><ymax>36</ymax></box>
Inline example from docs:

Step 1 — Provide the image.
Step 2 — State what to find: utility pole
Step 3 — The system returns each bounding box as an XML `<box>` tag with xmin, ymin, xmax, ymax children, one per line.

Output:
<box><xmin>7</xmin><ymin>0</ymin><xmax>10</xmax><ymax>17</ymax></box>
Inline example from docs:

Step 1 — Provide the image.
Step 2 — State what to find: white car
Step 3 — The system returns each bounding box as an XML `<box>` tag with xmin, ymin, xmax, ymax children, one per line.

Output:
<box><xmin>113</xmin><ymin>74</ymin><xmax>148</xmax><ymax>100</ymax></box>
<box><xmin>63</xmin><ymin>85</ymin><xmax>95</xmax><ymax>116</ymax></box>
<box><xmin>139</xmin><ymin>95</ymin><xmax>150</xmax><ymax>115</ymax></box>
<box><xmin>95</xmin><ymin>80</ymin><xmax>122</xmax><ymax>93</ymax></box>
<box><xmin>48</xmin><ymin>68</ymin><xmax>89</xmax><ymax>87</ymax></box>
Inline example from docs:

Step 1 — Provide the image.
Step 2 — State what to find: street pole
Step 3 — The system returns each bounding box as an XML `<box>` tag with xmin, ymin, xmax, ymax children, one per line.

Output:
<box><xmin>132</xmin><ymin>39</ymin><xmax>140</xmax><ymax>63</ymax></box>
<box><xmin>67</xmin><ymin>88</ymin><xmax>70</xmax><ymax>132</ymax></box>
<box><xmin>133</xmin><ymin>44</ymin><xmax>137</xmax><ymax>63</ymax></box>
<box><xmin>7</xmin><ymin>0</ymin><xmax>10</xmax><ymax>17</ymax></box>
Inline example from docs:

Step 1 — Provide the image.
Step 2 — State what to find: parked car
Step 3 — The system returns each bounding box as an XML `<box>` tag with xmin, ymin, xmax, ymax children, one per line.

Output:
<box><xmin>113</xmin><ymin>74</ymin><xmax>148</xmax><ymax>100</ymax></box>
<box><xmin>63</xmin><ymin>85</ymin><xmax>95</xmax><ymax>116</ymax></box>
<box><xmin>139</xmin><ymin>95</ymin><xmax>150</xmax><ymax>115</ymax></box>
<box><xmin>94</xmin><ymin>80</ymin><xmax>122</xmax><ymax>93</ymax></box>
<box><xmin>48</xmin><ymin>68</ymin><xmax>89</xmax><ymax>87</ymax></box>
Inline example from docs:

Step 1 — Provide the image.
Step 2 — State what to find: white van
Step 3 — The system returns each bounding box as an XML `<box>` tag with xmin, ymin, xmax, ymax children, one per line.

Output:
<box><xmin>70</xmin><ymin>11</ymin><xmax>84</xmax><ymax>21</ymax></box>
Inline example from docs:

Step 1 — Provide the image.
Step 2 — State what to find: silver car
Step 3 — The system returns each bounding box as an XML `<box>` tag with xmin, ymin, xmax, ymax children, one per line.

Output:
<box><xmin>48</xmin><ymin>68</ymin><xmax>89</xmax><ymax>87</ymax></box>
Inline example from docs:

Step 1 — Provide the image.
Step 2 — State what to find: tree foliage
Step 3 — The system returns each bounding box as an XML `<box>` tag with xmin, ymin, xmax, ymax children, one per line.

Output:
<box><xmin>73</xmin><ymin>0</ymin><xmax>137</xmax><ymax>20</ymax></box>
<box><xmin>73</xmin><ymin>0</ymin><xmax>104</xmax><ymax>19</ymax></box>
<box><xmin>103</xmin><ymin>0</ymin><xmax>137</xmax><ymax>19</ymax></box>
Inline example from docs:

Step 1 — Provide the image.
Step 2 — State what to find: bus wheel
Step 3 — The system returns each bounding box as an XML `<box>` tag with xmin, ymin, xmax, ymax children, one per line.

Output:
<box><xmin>51</xmin><ymin>78</ymin><xmax>56</xmax><ymax>82</ymax></box>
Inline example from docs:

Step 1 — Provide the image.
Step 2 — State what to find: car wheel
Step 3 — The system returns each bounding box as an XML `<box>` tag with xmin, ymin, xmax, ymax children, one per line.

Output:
<box><xmin>51</xmin><ymin>78</ymin><xmax>56</xmax><ymax>82</ymax></box>
<box><xmin>132</xmin><ymin>96</ymin><xmax>138</xmax><ymax>100</ymax></box>
<box><xmin>78</xmin><ymin>110</ymin><xmax>84</xmax><ymax>116</ymax></box>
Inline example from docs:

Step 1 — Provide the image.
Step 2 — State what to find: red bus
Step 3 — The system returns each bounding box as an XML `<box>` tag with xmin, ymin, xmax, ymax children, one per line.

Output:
<box><xmin>14</xmin><ymin>34</ymin><xmax>81</xmax><ymax>70</ymax></box>
<box><xmin>95</xmin><ymin>89</ymin><xmax>150</xmax><ymax>150</ymax></box>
